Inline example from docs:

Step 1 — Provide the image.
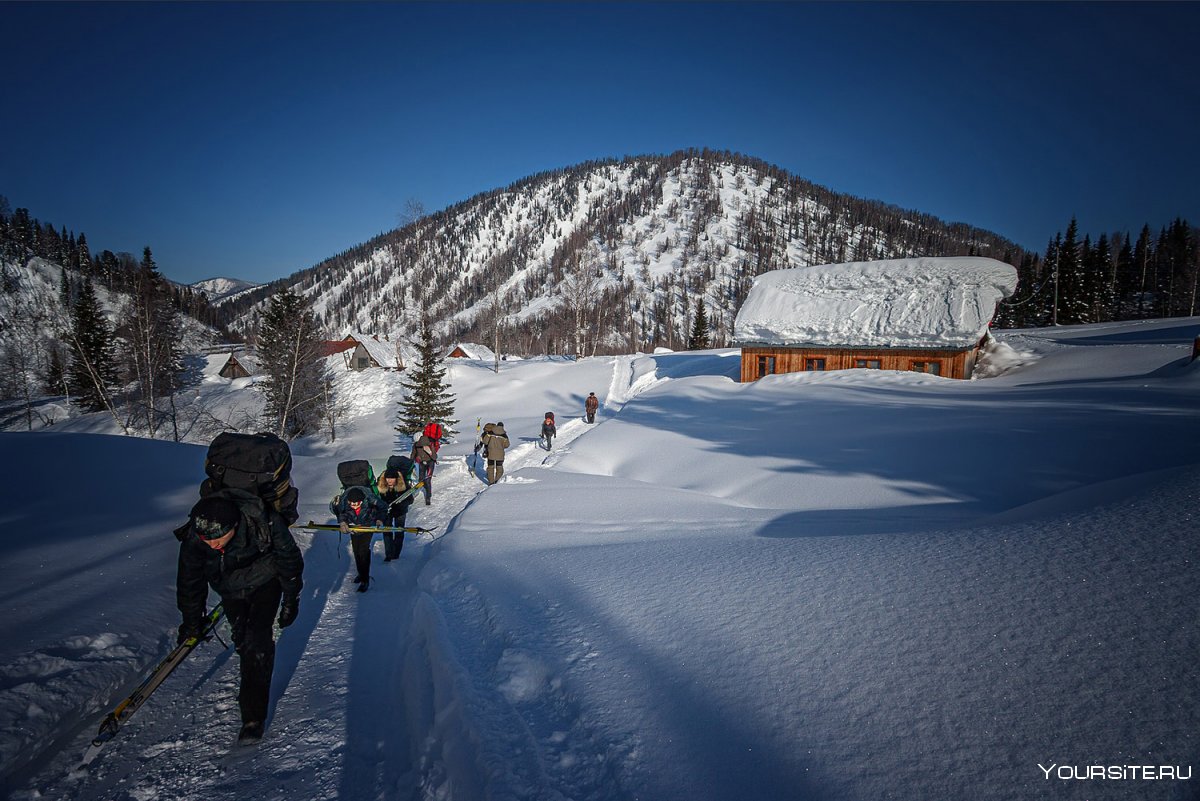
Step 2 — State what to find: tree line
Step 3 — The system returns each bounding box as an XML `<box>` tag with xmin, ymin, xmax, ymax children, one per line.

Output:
<box><xmin>0</xmin><ymin>196</ymin><xmax>330</xmax><ymax>441</ymax></box>
<box><xmin>994</xmin><ymin>217</ymin><xmax>1197</xmax><ymax>328</ymax></box>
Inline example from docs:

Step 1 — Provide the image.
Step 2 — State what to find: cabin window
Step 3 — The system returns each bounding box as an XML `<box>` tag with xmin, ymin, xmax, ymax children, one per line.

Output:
<box><xmin>804</xmin><ymin>358</ymin><xmax>826</xmax><ymax>371</ymax></box>
<box><xmin>853</xmin><ymin>358</ymin><xmax>882</xmax><ymax>369</ymax></box>
<box><xmin>757</xmin><ymin>355</ymin><xmax>776</xmax><ymax>378</ymax></box>
<box><xmin>356</xmin><ymin>357</ymin><xmax>369</xmax><ymax>369</ymax></box>
<box><xmin>910</xmin><ymin>360</ymin><xmax>942</xmax><ymax>375</ymax></box>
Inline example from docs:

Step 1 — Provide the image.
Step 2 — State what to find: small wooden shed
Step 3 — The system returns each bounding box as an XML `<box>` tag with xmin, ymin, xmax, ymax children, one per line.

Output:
<box><xmin>218</xmin><ymin>351</ymin><xmax>258</xmax><ymax>379</ymax></box>
<box><xmin>734</xmin><ymin>257</ymin><xmax>1018</xmax><ymax>382</ymax></box>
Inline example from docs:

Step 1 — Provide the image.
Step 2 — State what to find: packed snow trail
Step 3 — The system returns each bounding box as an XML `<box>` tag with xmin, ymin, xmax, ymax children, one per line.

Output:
<box><xmin>12</xmin><ymin>355</ymin><xmax>638</xmax><ymax>800</ymax></box>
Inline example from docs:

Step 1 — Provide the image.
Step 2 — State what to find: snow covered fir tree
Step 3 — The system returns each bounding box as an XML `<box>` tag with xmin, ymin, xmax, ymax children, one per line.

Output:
<box><xmin>395</xmin><ymin>324</ymin><xmax>458</xmax><ymax>438</ymax></box>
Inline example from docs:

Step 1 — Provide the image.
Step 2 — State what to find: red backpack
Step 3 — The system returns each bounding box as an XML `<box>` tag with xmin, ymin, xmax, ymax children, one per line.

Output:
<box><xmin>423</xmin><ymin>422</ymin><xmax>444</xmax><ymax>452</ymax></box>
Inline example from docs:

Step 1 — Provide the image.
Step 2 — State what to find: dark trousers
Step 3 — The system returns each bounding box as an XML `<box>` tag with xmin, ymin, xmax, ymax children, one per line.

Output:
<box><xmin>586</xmin><ymin>411</ymin><xmax>596</xmax><ymax>423</ymax></box>
<box><xmin>418</xmin><ymin>461</ymin><xmax>434</xmax><ymax>502</ymax></box>
<box><xmin>224</xmin><ymin>579</ymin><xmax>282</xmax><ymax>725</ymax></box>
<box><xmin>382</xmin><ymin>511</ymin><xmax>407</xmax><ymax>559</ymax></box>
<box><xmin>350</xmin><ymin>531</ymin><xmax>373</xmax><ymax>582</ymax></box>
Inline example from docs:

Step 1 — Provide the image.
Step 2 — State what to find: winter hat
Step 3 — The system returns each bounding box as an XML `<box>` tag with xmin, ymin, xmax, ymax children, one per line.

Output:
<box><xmin>383</xmin><ymin>469</ymin><xmax>400</xmax><ymax>480</ymax></box>
<box><xmin>346</xmin><ymin>488</ymin><xmax>366</xmax><ymax>503</ymax></box>
<box><xmin>191</xmin><ymin>496</ymin><xmax>240</xmax><ymax>539</ymax></box>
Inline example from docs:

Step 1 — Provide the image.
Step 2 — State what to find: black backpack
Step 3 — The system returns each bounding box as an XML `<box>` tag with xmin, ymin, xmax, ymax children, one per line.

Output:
<box><xmin>336</xmin><ymin>459</ymin><xmax>376</xmax><ymax>492</ymax></box>
<box><xmin>201</xmin><ymin>432</ymin><xmax>298</xmax><ymax>525</ymax></box>
<box><xmin>386</xmin><ymin>454</ymin><xmax>414</xmax><ymax>478</ymax></box>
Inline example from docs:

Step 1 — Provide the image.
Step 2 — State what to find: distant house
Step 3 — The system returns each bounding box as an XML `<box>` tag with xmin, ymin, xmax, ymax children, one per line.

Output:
<box><xmin>733</xmin><ymin>257</ymin><xmax>1018</xmax><ymax>381</ymax></box>
<box><xmin>444</xmin><ymin>342</ymin><xmax>497</xmax><ymax>361</ymax></box>
<box><xmin>331</xmin><ymin>333</ymin><xmax>405</xmax><ymax>371</ymax></box>
<box><xmin>218</xmin><ymin>351</ymin><xmax>259</xmax><ymax>379</ymax></box>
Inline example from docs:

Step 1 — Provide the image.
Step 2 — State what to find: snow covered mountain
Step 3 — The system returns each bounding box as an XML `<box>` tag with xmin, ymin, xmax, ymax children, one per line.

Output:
<box><xmin>191</xmin><ymin>276</ymin><xmax>260</xmax><ymax>303</ymax></box>
<box><xmin>218</xmin><ymin>150</ymin><xmax>1029</xmax><ymax>352</ymax></box>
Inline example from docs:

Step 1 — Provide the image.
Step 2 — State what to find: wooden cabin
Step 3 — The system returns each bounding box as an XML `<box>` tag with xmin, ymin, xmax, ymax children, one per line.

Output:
<box><xmin>444</xmin><ymin>342</ymin><xmax>497</xmax><ymax>361</ymax></box>
<box><xmin>740</xmin><ymin>340</ymin><xmax>985</xmax><ymax>382</ymax></box>
<box><xmin>322</xmin><ymin>334</ymin><xmax>405</xmax><ymax>371</ymax></box>
<box><xmin>734</xmin><ymin>257</ymin><xmax>1018</xmax><ymax>382</ymax></box>
<box><xmin>218</xmin><ymin>352</ymin><xmax>258</xmax><ymax>379</ymax></box>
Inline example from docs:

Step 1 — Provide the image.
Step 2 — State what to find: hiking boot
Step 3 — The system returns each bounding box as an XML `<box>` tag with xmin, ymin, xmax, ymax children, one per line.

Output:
<box><xmin>356</xmin><ymin>581</ymin><xmax>369</xmax><ymax>593</ymax></box>
<box><xmin>238</xmin><ymin>721</ymin><xmax>264</xmax><ymax>744</ymax></box>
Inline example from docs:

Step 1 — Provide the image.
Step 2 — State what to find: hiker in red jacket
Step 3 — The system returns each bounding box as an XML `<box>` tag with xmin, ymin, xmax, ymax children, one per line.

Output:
<box><xmin>585</xmin><ymin>392</ymin><xmax>599</xmax><ymax>424</ymax></box>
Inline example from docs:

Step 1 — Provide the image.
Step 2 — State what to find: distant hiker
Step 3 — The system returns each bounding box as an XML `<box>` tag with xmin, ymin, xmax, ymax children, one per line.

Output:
<box><xmin>335</xmin><ymin>487</ymin><xmax>385</xmax><ymax>592</ymax></box>
<box><xmin>585</xmin><ymin>392</ymin><xmax>599</xmax><ymax>424</ymax></box>
<box><xmin>541</xmin><ymin>411</ymin><xmax>556</xmax><ymax>450</ymax></box>
<box><xmin>482</xmin><ymin>421</ymin><xmax>510</xmax><ymax>484</ymax></box>
<box><xmin>411</xmin><ymin>433</ymin><xmax>437</xmax><ymax>505</ymax></box>
<box><xmin>377</xmin><ymin>468</ymin><xmax>414</xmax><ymax>561</ymax></box>
<box><xmin>176</xmin><ymin>493</ymin><xmax>304</xmax><ymax>743</ymax></box>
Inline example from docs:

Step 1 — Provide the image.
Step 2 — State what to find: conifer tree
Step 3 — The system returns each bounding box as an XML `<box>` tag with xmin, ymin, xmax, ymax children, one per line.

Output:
<box><xmin>396</xmin><ymin>324</ymin><xmax>457</xmax><ymax>437</ymax></box>
<box><xmin>1055</xmin><ymin>219</ymin><xmax>1088</xmax><ymax>325</ymax></box>
<box><xmin>257</xmin><ymin>288</ymin><xmax>328</xmax><ymax>439</ymax></box>
<box><xmin>67</xmin><ymin>278</ymin><xmax>119</xmax><ymax>414</ymax></box>
<box><xmin>687</xmin><ymin>297</ymin><xmax>710</xmax><ymax>349</ymax></box>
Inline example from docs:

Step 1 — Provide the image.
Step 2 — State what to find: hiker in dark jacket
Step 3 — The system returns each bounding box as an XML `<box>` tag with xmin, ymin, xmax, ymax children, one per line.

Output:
<box><xmin>541</xmin><ymin>412</ymin><xmax>556</xmax><ymax>450</ymax></box>
<box><xmin>376</xmin><ymin>468</ymin><xmax>414</xmax><ymax>561</ymax></box>
<box><xmin>176</xmin><ymin>492</ymin><xmax>304</xmax><ymax>743</ymax></box>
<box><xmin>335</xmin><ymin>487</ymin><xmax>385</xmax><ymax>592</ymax></box>
<box><xmin>585</xmin><ymin>392</ymin><xmax>599</xmax><ymax>423</ymax></box>
<box><xmin>482</xmin><ymin>421</ymin><xmax>510</xmax><ymax>484</ymax></box>
<box><xmin>411</xmin><ymin>434</ymin><xmax>437</xmax><ymax>505</ymax></box>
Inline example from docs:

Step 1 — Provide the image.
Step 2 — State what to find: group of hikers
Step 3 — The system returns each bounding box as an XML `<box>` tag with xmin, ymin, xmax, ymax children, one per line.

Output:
<box><xmin>170</xmin><ymin>392</ymin><xmax>602</xmax><ymax>743</ymax></box>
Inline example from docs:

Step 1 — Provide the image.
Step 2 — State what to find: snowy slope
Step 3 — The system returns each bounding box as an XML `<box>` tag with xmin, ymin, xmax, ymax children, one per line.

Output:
<box><xmin>2</xmin><ymin>317</ymin><xmax>1198</xmax><ymax>800</ymax></box>
<box><xmin>191</xmin><ymin>277</ymin><xmax>260</xmax><ymax>302</ymax></box>
<box><xmin>223</xmin><ymin>152</ymin><xmax>1025</xmax><ymax>350</ymax></box>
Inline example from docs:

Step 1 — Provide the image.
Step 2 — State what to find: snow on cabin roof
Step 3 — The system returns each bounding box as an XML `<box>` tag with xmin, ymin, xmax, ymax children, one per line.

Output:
<box><xmin>733</xmin><ymin>256</ymin><xmax>1019</xmax><ymax>350</ymax></box>
<box><xmin>223</xmin><ymin>351</ymin><xmax>258</xmax><ymax>374</ymax></box>
<box><xmin>346</xmin><ymin>333</ymin><xmax>401</xmax><ymax>369</ymax></box>
<box><xmin>352</xmin><ymin>333</ymin><xmax>400</xmax><ymax>366</ymax></box>
<box><xmin>444</xmin><ymin>342</ymin><xmax>497</xmax><ymax>361</ymax></box>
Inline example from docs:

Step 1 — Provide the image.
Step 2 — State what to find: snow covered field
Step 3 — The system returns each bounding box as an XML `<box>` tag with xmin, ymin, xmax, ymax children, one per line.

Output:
<box><xmin>1</xmin><ymin>319</ymin><xmax>1197</xmax><ymax>800</ymax></box>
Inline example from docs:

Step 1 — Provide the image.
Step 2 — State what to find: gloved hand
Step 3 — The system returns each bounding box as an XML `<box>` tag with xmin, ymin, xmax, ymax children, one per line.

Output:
<box><xmin>339</xmin><ymin>521</ymin><xmax>350</xmax><ymax>534</ymax></box>
<box><xmin>277</xmin><ymin>595</ymin><xmax>299</xmax><ymax>628</ymax></box>
<box><xmin>177</xmin><ymin>620</ymin><xmax>203</xmax><ymax>645</ymax></box>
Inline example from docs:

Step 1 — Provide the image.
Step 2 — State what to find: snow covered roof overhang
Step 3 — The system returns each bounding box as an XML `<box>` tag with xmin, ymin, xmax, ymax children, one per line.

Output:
<box><xmin>732</xmin><ymin>257</ymin><xmax>1019</xmax><ymax>350</ymax></box>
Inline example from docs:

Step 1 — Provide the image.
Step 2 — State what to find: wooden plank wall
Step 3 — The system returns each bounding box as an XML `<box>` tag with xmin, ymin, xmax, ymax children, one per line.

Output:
<box><xmin>740</xmin><ymin>345</ymin><xmax>975</xmax><ymax>382</ymax></box>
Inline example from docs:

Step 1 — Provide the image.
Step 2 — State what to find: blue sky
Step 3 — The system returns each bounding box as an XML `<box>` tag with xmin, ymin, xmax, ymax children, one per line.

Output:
<box><xmin>2</xmin><ymin>2</ymin><xmax>1197</xmax><ymax>285</ymax></box>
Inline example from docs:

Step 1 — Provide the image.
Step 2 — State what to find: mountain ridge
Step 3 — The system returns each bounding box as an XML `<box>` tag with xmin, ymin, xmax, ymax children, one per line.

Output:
<box><xmin>212</xmin><ymin>148</ymin><xmax>1032</xmax><ymax>353</ymax></box>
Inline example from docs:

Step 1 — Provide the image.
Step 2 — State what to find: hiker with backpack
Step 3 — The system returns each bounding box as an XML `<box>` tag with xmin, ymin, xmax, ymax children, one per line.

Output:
<box><xmin>480</xmin><ymin>421</ymin><xmax>510</xmax><ymax>484</ymax></box>
<box><xmin>334</xmin><ymin>487</ymin><xmax>386</xmax><ymax>592</ymax></box>
<box><xmin>176</xmin><ymin>492</ymin><xmax>304</xmax><ymax>744</ymax></box>
<box><xmin>411</xmin><ymin>432</ymin><xmax>437</xmax><ymax>505</ymax></box>
<box><xmin>541</xmin><ymin>412</ymin><xmax>556</xmax><ymax>450</ymax></box>
<box><xmin>585</xmin><ymin>392</ymin><xmax>599</xmax><ymax>424</ymax></box>
<box><xmin>377</xmin><ymin>464</ymin><xmax>415</xmax><ymax>561</ymax></box>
